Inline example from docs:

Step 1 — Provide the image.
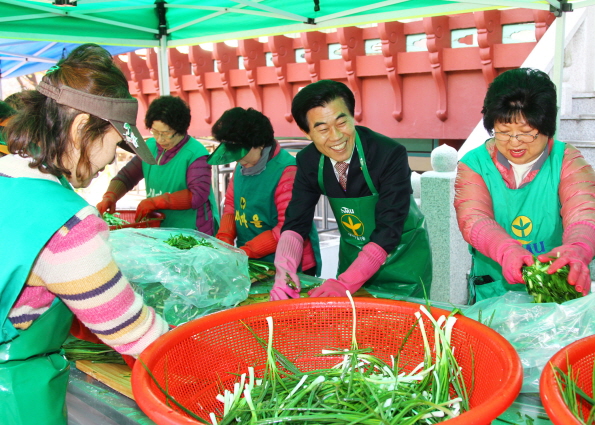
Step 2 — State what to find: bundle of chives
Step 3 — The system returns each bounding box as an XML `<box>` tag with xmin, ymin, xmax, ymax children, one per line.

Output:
<box><xmin>210</xmin><ymin>294</ymin><xmax>471</xmax><ymax>425</ymax></box>
<box><xmin>552</xmin><ymin>359</ymin><xmax>595</xmax><ymax>425</ymax></box>
<box><xmin>522</xmin><ymin>257</ymin><xmax>581</xmax><ymax>304</ymax></box>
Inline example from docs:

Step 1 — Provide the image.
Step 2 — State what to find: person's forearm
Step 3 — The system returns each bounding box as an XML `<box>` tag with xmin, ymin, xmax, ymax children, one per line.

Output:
<box><xmin>114</xmin><ymin>155</ymin><xmax>144</xmax><ymax>190</ymax></box>
<box><xmin>32</xmin><ymin>207</ymin><xmax>168</xmax><ymax>357</ymax></box>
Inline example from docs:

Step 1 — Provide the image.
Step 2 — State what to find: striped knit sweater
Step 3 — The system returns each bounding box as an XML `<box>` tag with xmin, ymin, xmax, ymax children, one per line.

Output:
<box><xmin>1</xmin><ymin>154</ymin><xmax>169</xmax><ymax>357</ymax></box>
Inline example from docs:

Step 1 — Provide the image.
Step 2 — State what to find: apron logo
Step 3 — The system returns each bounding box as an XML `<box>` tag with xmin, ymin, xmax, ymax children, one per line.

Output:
<box><xmin>341</xmin><ymin>207</ymin><xmax>355</xmax><ymax>214</ymax></box>
<box><xmin>511</xmin><ymin>216</ymin><xmax>533</xmax><ymax>239</ymax></box>
<box><xmin>341</xmin><ymin>214</ymin><xmax>364</xmax><ymax>237</ymax></box>
<box><xmin>240</xmin><ymin>197</ymin><xmax>247</xmax><ymax>209</ymax></box>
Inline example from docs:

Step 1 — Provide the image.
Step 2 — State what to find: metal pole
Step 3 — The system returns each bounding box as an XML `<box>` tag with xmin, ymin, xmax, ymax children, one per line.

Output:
<box><xmin>159</xmin><ymin>35</ymin><xmax>170</xmax><ymax>96</ymax></box>
<box><xmin>553</xmin><ymin>12</ymin><xmax>566</xmax><ymax>139</ymax></box>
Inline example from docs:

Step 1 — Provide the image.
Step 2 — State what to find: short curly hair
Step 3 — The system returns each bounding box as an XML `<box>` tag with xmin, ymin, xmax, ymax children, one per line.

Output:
<box><xmin>211</xmin><ymin>107</ymin><xmax>275</xmax><ymax>149</ymax></box>
<box><xmin>482</xmin><ymin>68</ymin><xmax>557</xmax><ymax>138</ymax></box>
<box><xmin>145</xmin><ymin>96</ymin><xmax>191</xmax><ymax>135</ymax></box>
<box><xmin>291</xmin><ymin>80</ymin><xmax>355</xmax><ymax>133</ymax></box>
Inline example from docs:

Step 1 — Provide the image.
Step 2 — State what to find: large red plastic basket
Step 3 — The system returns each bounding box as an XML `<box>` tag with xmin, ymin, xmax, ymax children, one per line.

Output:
<box><xmin>132</xmin><ymin>298</ymin><xmax>522</xmax><ymax>425</ymax></box>
<box><xmin>540</xmin><ymin>334</ymin><xmax>595</xmax><ymax>425</ymax></box>
<box><xmin>108</xmin><ymin>209</ymin><xmax>164</xmax><ymax>231</ymax></box>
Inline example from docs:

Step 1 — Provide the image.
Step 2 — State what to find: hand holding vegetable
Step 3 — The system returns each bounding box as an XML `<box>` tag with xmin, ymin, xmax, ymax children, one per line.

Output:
<box><xmin>538</xmin><ymin>244</ymin><xmax>591</xmax><ymax>295</ymax></box>
<box><xmin>499</xmin><ymin>242</ymin><xmax>534</xmax><ymax>284</ymax></box>
<box><xmin>309</xmin><ymin>242</ymin><xmax>387</xmax><ymax>298</ymax></box>
<box><xmin>97</xmin><ymin>191</ymin><xmax>118</xmax><ymax>215</ymax></box>
<box><xmin>270</xmin><ymin>231</ymin><xmax>303</xmax><ymax>301</ymax></box>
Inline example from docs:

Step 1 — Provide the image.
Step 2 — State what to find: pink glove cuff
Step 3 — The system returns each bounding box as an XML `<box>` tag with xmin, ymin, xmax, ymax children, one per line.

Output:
<box><xmin>564</xmin><ymin>221</ymin><xmax>595</xmax><ymax>261</ymax></box>
<box><xmin>470</xmin><ymin>219</ymin><xmax>519</xmax><ymax>263</ymax></box>
<box><xmin>270</xmin><ymin>231</ymin><xmax>304</xmax><ymax>301</ymax></box>
<box><xmin>336</xmin><ymin>242</ymin><xmax>387</xmax><ymax>292</ymax></box>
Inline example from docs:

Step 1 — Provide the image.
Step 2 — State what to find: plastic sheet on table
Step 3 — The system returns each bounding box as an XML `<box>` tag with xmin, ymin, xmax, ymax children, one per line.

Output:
<box><xmin>464</xmin><ymin>291</ymin><xmax>595</xmax><ymax>393</ymax></box>
<box><xmin>108</xmin><ymin>227</ymin><xmax>251</xmax><ymax>326</ymax></box>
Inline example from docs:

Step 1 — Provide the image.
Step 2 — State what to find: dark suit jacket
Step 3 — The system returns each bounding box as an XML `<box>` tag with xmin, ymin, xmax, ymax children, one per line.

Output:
<box><xmin>282</xmin><ymin>126</ymin><xmax>412</xmax><ymax>253</ymax></box>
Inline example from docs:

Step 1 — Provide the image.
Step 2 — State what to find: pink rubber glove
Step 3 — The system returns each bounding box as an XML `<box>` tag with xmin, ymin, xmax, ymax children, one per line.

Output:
<box><xmin>499</xmin><ymin>242</ymin><xmax>534</xmax><ymax>284</ymax></box>
<box><xmin>538</xmin><ymin>244</ymin><xmax>592</xmax><ymax>296</ymax></box>
<box><xmin>308</xmin><ymin>242</ymin><xmax>387</xmax><ymax>297</ymax></box>
<box><xmin>270</xmin><ymin>231</ymin><xmax>303</xmax><ymax>301</ymax></box>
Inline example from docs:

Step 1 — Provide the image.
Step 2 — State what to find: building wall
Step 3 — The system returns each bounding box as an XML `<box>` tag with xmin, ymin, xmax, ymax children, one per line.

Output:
<box><xmin>118</xmin><ymin>9</ymin><xmax>554</xmax><ymax>156</ymax></box>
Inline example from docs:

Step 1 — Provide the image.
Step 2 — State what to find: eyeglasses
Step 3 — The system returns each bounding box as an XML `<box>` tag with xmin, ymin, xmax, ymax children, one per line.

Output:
<box><xmin>493</xmin><ymin>131</ymin><xmax>540</xmax><ymax>144</ymax></box>
<box><xmin>150</xmin><ymin>128</ymin><xmax>177</xmax><ymax>139</ymax></box>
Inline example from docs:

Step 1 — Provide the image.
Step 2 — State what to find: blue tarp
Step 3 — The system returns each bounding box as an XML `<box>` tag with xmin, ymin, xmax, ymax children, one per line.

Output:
<box><xmin>0</xmin><ymin>39</ymin><xmax>138</xmax><ymax>79</ymax></box>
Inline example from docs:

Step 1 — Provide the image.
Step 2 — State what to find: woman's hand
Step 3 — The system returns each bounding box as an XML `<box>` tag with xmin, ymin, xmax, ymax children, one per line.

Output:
<box><xmin>538</xmin><ymin>244</ymin><xmax>591</xmax><ymax>295</ymax></box>
<box><xmin>499</xmin><ymin>243</ymin><xmax>534</xmax><ymax>284</ymax></box>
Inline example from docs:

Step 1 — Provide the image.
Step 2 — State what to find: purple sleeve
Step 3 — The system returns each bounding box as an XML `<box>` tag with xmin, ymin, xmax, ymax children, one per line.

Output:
<box><xmin>187</xmin><ymin>156</ymin><xmax>212</xmax><ymax>209</ymax></box>
<box><xmin>113</xmin><ymin>155</ymin><xmax>144</xmax><ymax>190</ymax></box>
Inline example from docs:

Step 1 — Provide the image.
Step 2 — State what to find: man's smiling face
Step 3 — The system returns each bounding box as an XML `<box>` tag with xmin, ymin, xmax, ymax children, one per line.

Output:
<box><xmin>303</xmin><ymin>97</ymin><xmax>356</xmax><ymax>162</ymax></box>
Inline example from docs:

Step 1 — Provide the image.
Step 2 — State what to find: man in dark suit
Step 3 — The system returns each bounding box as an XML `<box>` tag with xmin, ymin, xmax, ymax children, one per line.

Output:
<box><xmin>270</xmin><ymin>80</ymin><xmax>432</xmax><ymax>300</ymax></box>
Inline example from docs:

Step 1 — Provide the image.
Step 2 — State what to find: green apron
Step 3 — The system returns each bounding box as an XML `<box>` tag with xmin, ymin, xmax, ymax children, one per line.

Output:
<box><xmin>142</xmin><ymin>137</ymin><xmax>219</xmax><ymax>231</ymax></box>
<box><xmin>460</xmin><ymin>140</ymin><xmax>565</xmax><ymax>302</ymax></box>
<box><xmin>234</xmin><ymin>149</ymin><xmax>322</xmax><ymax>274</ymax></box>
<box><xmin>1</xmin><ymin>175</ymin><xmax>86</xmax><ymax>425</ymax></box>
<box><xmin>318</xmin><ymin>133</ymin><xmax>432</xmax><ymax>297</ymax></box>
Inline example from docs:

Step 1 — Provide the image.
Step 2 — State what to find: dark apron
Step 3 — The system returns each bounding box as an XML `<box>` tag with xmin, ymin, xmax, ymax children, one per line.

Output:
<box><xmin>318</xmin><ymin>133</ymin><xmax>432</xmax><ymax>297</ymax></box>
<box><xmin>1</xmin><ymin>175</ymin><xmax>86</xmax><ymax>425</ymax></box>
<box><xmin>0</xmin><ymin>300</ymin><xmax>73</xmax><ymax>425</ymax></box>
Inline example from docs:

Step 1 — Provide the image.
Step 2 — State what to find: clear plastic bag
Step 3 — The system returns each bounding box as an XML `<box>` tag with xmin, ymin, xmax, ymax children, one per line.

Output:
<box><xmin>464</xmin><ymin>291</ymin><xmax>595</xmax><ymax>393</ymax></box>
<box><xmin>109</xmin><ymin>227</ymin><xmax>251</xmax><ymax>326</ymax></box>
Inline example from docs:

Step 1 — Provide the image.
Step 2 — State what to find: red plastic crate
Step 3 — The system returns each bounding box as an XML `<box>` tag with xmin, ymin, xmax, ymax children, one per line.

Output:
<box><xmin>108</xmin><ymin>209</ymin><xmax>165</xmax><ymax>231</ymax></box>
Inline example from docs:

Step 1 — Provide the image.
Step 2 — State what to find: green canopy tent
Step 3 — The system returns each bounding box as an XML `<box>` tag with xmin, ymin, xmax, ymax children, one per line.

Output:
<box><xmin>1</xmin><ymin>0</ymin><xmax>593</xmax><ymax>103</ymax></box>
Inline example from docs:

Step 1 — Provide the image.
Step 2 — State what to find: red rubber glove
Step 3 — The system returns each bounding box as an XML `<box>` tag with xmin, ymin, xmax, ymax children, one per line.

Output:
<box><xmin>270</xmin><ymin>231</ymin><xmax>303</xmax><ymax>301</ymax></box>
<box><xmin>309</xmin><ymin>242</ymin><xmax>387</xmax><ymax>298</ymax></box>
<box><xmin>538</xmin><ymin>244</ymin><xmax>592</xmax><ymax>296</ymax></box>
<box><xmin>215</xmin><ymin>213</ymin><xmax>237</xmax><ymax>246</ymax></box>
<box><xmin>96</xmin><ymin>180</ymin><xmax>129</xmax><ymax>215</ymax></box>
<box><xmin>97</xmin><ymin>192</ymin><xmax>118</xmax><ymax>215</ymax></box>
<box><xmin>135</xmin><ymin>190</ymin><xmax>192</xmax><ymax>222</ymax></box>
<box><xmin>499</xmin><ymin>243</ymin><xmax>534</xmax><ymax>284</ymax></box>
<box><xmin>240</xmin><ymin>230</ymin><xmax>278</xmax><ymax>259</ymax></box>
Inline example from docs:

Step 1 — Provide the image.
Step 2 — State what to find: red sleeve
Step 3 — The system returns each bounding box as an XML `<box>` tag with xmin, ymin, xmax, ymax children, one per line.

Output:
<box><xmin>222</xmin><ymin>174</ymin><xmax>235</xmax><ymax>216</ymax></box>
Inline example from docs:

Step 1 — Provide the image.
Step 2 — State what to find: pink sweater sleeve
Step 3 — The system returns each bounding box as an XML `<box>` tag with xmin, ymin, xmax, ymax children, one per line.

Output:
<box><xmin>13</xmin><ymin>206</ymin><xmax>169</xmax><ymax>357</ymax></box>
<box><xmin>559</xmin><ymin>144</ymin><xmax>595</xmax><ymax>229</ymax></box>
<box><xmin>454</xmin><ymin>162</ymin><xmax>518</xmax><ymax>262</ymax></box>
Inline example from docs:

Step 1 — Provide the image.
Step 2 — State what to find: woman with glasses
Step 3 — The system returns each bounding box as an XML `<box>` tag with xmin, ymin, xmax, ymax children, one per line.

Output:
<box><xmin>455</xmin><ymin>68</ymin><xmax>595</xmax><ymax>302</ymax></box>
<box><xmin>98</xmin><ymin>95</ymin><xmax>218</xmax><ymax>234</ymax></box>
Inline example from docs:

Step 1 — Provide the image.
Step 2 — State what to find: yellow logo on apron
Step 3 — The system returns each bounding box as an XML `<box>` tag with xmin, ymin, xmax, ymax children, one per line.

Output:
<box><xmin>511</xmin><ymin>215</ymin><xmax>532</xmax><ymax>242</ymax></box>
<box><xmin>341</xmin><ymin>214</ymin><xmax>364</xmax><ymax>237</ymax></box>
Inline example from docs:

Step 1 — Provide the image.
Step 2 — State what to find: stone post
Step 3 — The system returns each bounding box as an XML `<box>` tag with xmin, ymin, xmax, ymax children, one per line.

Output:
<box><xmin>420</xmin><ymin>144</ymin><xmax>471</xmax><ymax>304</ymax></box>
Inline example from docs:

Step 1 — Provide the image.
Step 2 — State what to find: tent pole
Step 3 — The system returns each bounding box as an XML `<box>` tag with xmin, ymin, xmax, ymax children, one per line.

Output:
<box><xmin>553</xmin><ymin>12</ymin><xmax>565</xmax><ymax>139</ymax></box>
<box><xmin>158</xmin><ymin>34</ymin><xmax>170</xmax><ymax>96</ymax></box>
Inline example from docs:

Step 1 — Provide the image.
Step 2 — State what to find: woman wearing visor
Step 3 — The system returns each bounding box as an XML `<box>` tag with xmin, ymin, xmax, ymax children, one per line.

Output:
<box><xmin>0</xmin><ymin>44</ymin><xmax>168</xmax><ymax>425</ymax></box>
<box><xmin>209</xmin><ymin>107</ymin><xmax>320</xmax><ymax>275</ymax></box>
<box><xmin>455</xmin><ymin>68</ymin><xmax>595</xmax><ymax>302</ymax></box>
<box><xmin>97</xmin><ymin>95</ymin><xmax>218</xmax><ymax>234</ymax></box>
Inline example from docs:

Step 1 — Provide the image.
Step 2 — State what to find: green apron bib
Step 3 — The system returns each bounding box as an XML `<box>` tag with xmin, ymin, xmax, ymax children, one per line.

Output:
<box><xmin>318</xmin><ymin>133</ymin><xmax>432</xmax><ymax>297</ymax></box>
<box><xmin>234</xmin><ymin>149</ymin><xmax>322</xmax><ymax>274</ymax></box>
<box><xmin>1</xmin><ymin>175</ymin><xmax>86</xmax><ymax>425</ymax></box>
<box><xmin>142</xmin><ymin>137</ymin><xmax>220</xmax><ymax>231</ymax></box>
<box><xmin>460</xmin><ymin>140</ymin><xmax>565</xmax><ymax>302</ymax></box>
